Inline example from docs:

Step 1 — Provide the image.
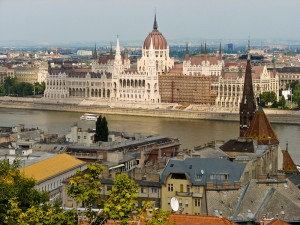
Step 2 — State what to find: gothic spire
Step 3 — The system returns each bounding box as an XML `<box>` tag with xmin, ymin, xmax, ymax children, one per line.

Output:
<box><xmin>204</xmin><ymin>42</ymin><xmax>207</xmax><ymax>54</ymax></box>
<box><xmin>92</xmin><ymin>43</ymin><xmax>98</xmax><ymax>60</ymax></box>
<box><xmin>218</xmin><ymin>42</ymin><xmax>222</xmax><ymax>60</ymax></box>
<box><xmin>184</xmin><ymin>42</ymin><xmax>190</xmax><ymax>61</ymax></box>
<box><xmin>153</xmin><ymin>13</ymin><xmax>158</xmax><ymax>30</ymax></box>
<box><xmin>115</xmin><ymin>36</ymin><xmax>121</xmax><ymax>62</ymax></box>
<box><xmin>239</xmin><ymin>40</ymin><xmax>256</xmax><ymax>137</ymax></box>
<box><xmin>110</xmin><ymin>42</ymin><xmax>113</xmax><ymax>56</ymax></box>
<box><xmin>200</xmin><ymin>43</ymin><xmax>203</xmax><ymax>54</ymax></box>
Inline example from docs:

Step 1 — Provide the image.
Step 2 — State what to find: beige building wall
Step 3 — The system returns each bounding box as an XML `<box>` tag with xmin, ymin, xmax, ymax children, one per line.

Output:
<box><xmin>161</xmin><ymin>174</ymin><xmax>204</xmax><ymax>215</ymax></box>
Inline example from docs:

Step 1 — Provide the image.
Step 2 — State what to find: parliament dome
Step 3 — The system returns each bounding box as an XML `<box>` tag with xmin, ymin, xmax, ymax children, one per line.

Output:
<box><xmin>143</xmin><ymin>14</ymin><xmax>168</xmax><ymax>50</ymax></box>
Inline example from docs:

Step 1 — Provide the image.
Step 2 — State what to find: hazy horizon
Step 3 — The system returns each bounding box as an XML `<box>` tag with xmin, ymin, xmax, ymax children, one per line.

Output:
<box><xmin>1</xmin><ymin>0</ymin><xmax>300</xmax><ymax>45</ymax></box>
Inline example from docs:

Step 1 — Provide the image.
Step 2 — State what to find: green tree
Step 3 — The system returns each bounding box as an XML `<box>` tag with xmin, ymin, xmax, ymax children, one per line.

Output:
<box><xmin>278</xmin><ymin>96</ymin><xmax>286</xmax><ymax>109</ymax></box>
<box><xmin>0</xmin><ymin>159</ymin><xmax>49</xmax><ymax>219</ymax></box>
<box><xmin>260</xmin><ymin>91</ymin><xmax>277</xmax><ymax>106</ymax></box>
<box><xmin>94</xmin><ymin>115</ymin><xmax>103</xmax><ymax>143</ymax></box>
<box><xmin>103</xmin><ymin>174</ymin><xmax>139</xmax><ymax>222</ymax></box>
<box><xmin>4</xmin><ymin>198</ymin><xmax>77</xmax><ymax>225</ymax></box>
<box><xmin>67</xmin><ymin>163</ymin><xmax>104</xmax><ymax>224</ymax></box>
<box><xmin>293</xmin><ymin>86</ymin><xmax>300</xmax><ymax>109</ymax></box>
<box><xmin>3</xmin><ymin>77</ymin><xmax>16</xmax><ymax>95</ymax></box>
<box><xmin>94</xmin><ymin>116</ymin><xmax>109</xmax><ymax>143</ymax></box>
<box><xmin>146</xmin><ymin>208</ymin><xmax>171</xmax><ymax>225</ymax></box>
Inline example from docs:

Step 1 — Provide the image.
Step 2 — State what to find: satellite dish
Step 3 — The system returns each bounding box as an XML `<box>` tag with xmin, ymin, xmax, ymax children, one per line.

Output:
<box><xmin>170</xmin><ymin>197</ymin><xmax>179</xmax><ymax>212</ymax></box>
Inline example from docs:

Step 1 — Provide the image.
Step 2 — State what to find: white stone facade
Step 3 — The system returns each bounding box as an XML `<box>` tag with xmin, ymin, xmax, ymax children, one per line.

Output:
<box><xmin>44</xmin><ymin>38</ymin><xmax>161</xmax><ymax>104</ymax></box>
<box><xmin>215</xmin><ymin>65</ymin><xmax>279</xmax><ymax>111</ymax></box>
<box><xmin>183</xmin><ymin>53</ymin><xmax>224</xmax><ymax>76</ymax></box>
<box><xmin>137</xmin><ymin>47</ymin><xmax>174</xmax><ymax>75</ymax></box>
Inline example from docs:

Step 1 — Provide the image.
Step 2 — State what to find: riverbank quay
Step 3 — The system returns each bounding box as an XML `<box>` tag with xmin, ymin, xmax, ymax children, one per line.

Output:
<box><xmin>0</xmin><ymin>97</ymin><xmax>300</xmax><ymax>125</ymax></box>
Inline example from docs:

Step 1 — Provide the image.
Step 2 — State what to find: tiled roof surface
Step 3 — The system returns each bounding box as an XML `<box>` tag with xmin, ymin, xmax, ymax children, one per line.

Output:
<box><xmin>207</xmin><ymin>179</ymin><xmax>300</xmax><ymax>222</ymax></box>
<box><xmin>220</xmin><ymin>139</ymin><xmax>254</xmax><ymax>153</ymax></box>
<box><xmin>160</xmin><ymin>158</ymin><xmax>246</xmax><ymax>185</ymax></box>
<box><xmin>282</xmin><ymin>150</ymin><xmax>298</xmax><ymax>173</ymax></box>
<box><xmin>267</xmin><ymin>219</ymin><xmax>291</xmax><ymax>225</ymax></box>
<box><xmin>244</xmin><ymin>107</ymin><xmax>279</xmax><ymax>145</ymax></box>
<box><xmin>104</xmin><ymin>215</ymin><xmax>239</xmax><ymax>225</ymax></box>
<box><xmin>21</xmin><ymin>153</ymin><xmax>86</xmax><ymax>182</ymax></box>
<box><xmin>167</xmin><ymin>214</ymin><xmax>239</xmax><ymax>225</ymax></box>
<box><xmin>189</xmin><ymin>55</ymin><xmax>219</xmax><ymax>65</ymax></box>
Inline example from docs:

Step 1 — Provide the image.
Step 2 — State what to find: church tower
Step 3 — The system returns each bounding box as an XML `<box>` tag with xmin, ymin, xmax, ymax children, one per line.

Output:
<box><xmin>239</xmin><ymin>41</ymin><xmax>256</xmax><ymax>137</ymax></box>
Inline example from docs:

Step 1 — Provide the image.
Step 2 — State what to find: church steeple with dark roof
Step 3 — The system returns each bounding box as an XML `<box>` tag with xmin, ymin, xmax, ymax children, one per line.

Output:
<box><xmin>239</xmin><ymin>41</ymin><xmax>256</xmax><ymax>137</ymax></box>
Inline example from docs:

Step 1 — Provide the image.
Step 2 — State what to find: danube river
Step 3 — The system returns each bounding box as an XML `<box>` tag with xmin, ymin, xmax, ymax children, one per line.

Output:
<box><xmin>1</xmin><ymin>108</ymin><xmax>299</xmax><ymax>164</ymax></box>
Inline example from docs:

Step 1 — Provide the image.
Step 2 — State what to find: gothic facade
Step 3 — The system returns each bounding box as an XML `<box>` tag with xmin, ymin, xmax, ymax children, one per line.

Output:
<box><xmin>214</xmin><ymin>65</ymin><xmax>279</xmax><ymax>112</ymax></box>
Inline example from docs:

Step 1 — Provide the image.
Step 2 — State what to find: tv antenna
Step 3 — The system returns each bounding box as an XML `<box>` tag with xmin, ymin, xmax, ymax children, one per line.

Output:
<box><xmin>170</xmin><ymin>197</ymin><xmax>179</xmax><ymax>212</ymax></box>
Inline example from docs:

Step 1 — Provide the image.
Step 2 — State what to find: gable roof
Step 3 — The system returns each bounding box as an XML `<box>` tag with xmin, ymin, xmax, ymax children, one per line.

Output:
<box><xmin>21</xmin><ymin>153</ymin><xmax>86</xmax><ymax>183</ymax></box>
<box><xmin>160</xmin><ymin>158</ymin><xmax>246</xmax><ymax>185</ymax></box>
<box><xmin>244</xmin><ymin>106</ymin><xmax>279</xmax><ymax>145</ymax></box>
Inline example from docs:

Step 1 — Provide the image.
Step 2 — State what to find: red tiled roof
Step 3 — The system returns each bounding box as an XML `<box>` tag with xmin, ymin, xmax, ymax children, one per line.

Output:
<box><xmin>169</xmin><ymin>63</ymin><xmax>183</xmax><ymax>73</ymax></box>
<box><xmin>244</xmin><ymin>107</ymin><xmax>279</xmax><ymax>145</ymax></box>
<box><xmin>143</xmin><ymin>30</ymin><xmax>167</xmax><ymax>50</ymax></box>
<box><xmin>282</xmin><ymin>150</ymin><xmax>298</xmax><ymax>173</ymax></box>
<box><xmin>104</xmin><ymin>215</ymin><xmax>238</xmax><ymax>225</ymax></box>
<box><xmin>167</xmin><ymin>214</ymin><xmax>238</xmax><ymax>225</ymax></box>
<box><xmin>222</xmin><ymin>72</ymin><xmax>239</xmax><ymax>79</ymax></box>
<box><xmin>252</xmin><ymin>66</ymin><xmax>264</xmax><ymax>79</ymax></box>
<box><xmin>189</xmin><ymin>55</ymin><xmax>218</xmax><ymax>65</ymax></box>
<box><xmin>266</xmin><ymin>219</ymin><xmax>291</xmax><ymax>225</ymax></box>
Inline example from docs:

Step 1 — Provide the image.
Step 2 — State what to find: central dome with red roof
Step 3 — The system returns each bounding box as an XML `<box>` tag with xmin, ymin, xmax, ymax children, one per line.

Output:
<box><xmin>143</xmin><ymin>14</ymin><xmax>168</xmax><ymax>50</ymax></box>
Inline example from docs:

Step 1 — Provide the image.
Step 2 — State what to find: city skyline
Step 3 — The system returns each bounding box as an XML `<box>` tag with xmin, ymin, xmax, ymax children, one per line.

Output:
<box><xmin>0</xmin><ymin>0</ymin><xmax>300</xmax><ymax>45</ymax></box>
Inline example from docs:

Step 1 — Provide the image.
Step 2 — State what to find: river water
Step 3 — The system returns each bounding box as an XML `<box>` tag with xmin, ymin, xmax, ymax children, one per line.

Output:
<box><xmin>0</xmin><ymin>108</ymin><xmax>299</xmax><ymax>164</ymax></box>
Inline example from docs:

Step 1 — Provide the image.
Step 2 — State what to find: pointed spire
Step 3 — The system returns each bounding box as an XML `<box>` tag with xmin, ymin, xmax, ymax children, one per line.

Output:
<box><xmin>153</xmin><ymin>12</ymin><xmax>158</xmax><ymax>30</ymax></box>
<box><xmin>184</xmin><ymin>42</ymin><xmax>190</xmax><ymax>61</ymax></box>
<box><xmin>110</xmin><ymin>42</ymin><xmax>113</xmax><ymax>56</ymax></box>
<box><xmin>247</xmin><ymin>39</ymin><xmax>251</xmax><ymax>60</ymax></box>
<box><xmin>272</xmin><ymin>53</ymin><xmax>276</xmax><ymax>76</ymax></box>
<box><xmin>239</xmin><ymin>40</ymin><xmax>256</xmax><ymax>137</ymax></box>
<box><xmin>115</xmin><ymin>35</ymin><xmax>121</xmax><ymax>61</ymax></box>
<box><xmin>124</xmin><ymin>48</ymin><xmax>129</xmax><ymax>60</ymax></box>
<box><xmin>200</xmin><ymin>43</ymin><xmax>203</xmax><ymax>54</ymax></box>
<box><xmin>219</xmin><ymin>42</ymin><xmax>222</xmax><ymax>60</ymax></box>
<box><xmin>93</xmin><ymin>43</ymin><xmax>98</xmax><ymax>60</ymax></box>
<box><xmin>204</xmin><ymin>42</ymin><xmax>207</xmax><ymax>54</ymax></box>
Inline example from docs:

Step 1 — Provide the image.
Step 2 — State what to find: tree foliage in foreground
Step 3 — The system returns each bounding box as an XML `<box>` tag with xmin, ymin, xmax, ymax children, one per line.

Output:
<box><xmin>0</xmin><ymin>159</ymin><xmax>49</xmax><ymax>220</ymax></box>
<box><xmin>0</xmin><ymin>159</ymin><xmax>77</xmax><ymax>224</ymax></box>
<box><xmin>67</xmin><ymin>163</ymin><xmax>104</xmax><ymax>224</ymax></box>
<box><xmin>94</xmin><ymin>115</ymin><xmax>109</xmax><ymax>143</ymax></box>
<box><xmin>4</xmin><ymin>198</ymin><xmax>77</xmax><ymax>225</ymax></box>
<box><xmin>103</xmin><ymin>173</ymin><xmax>139</xmax><ymax>221</ymax></box>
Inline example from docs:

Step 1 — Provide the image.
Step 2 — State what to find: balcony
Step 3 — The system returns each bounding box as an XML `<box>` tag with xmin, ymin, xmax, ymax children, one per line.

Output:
<box><xmin>175</xmin><ymin>191</ymin><xmax>192</xmax><ymax>197</ymax></box>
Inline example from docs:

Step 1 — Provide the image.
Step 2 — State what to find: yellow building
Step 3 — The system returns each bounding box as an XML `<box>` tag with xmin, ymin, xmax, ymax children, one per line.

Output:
<box><xmin>14</xmin><ymin>66</ymin><xmax>39</xmax><ymax>84</ymax></box>
<box><xmin>21</xmin><ymin>153</ymin><xmax>87</xmax><ymax>201</ymax></box>
<box><xmin>160</xmin><ymin>157</ymin><xmax>246</xmax><ymax>215</ymax></box>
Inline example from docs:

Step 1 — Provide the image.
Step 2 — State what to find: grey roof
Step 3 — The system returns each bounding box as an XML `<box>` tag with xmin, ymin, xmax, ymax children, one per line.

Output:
<box><xmin>160</xmin><ymin>158</ymin><xmax>246</xmax><ymax>185</ymax></box>
<box><xmin>207</xmin><ymin>179</ymin><xmax>300</xmax><ymax>222</ymax></box>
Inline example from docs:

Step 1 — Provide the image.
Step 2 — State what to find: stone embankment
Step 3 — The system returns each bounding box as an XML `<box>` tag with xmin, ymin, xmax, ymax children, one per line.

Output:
<box><xmin>0</xmin><ymin>97</ymin><xmax>300</xmax><ymax>125</ymax></box>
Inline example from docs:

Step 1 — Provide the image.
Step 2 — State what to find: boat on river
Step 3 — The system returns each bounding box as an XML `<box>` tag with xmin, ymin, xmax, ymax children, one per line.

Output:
<box><xmin>80</xmin><ymin>113</ymin><xmax>98</xmax><ymax>121</ymax></box>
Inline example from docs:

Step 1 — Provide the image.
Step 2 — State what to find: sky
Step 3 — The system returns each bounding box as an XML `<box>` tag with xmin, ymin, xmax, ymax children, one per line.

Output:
<box><xmin>0</xmin><ymin>0</ymin><xmax>299</xmax><ymax>45</ymax></box>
